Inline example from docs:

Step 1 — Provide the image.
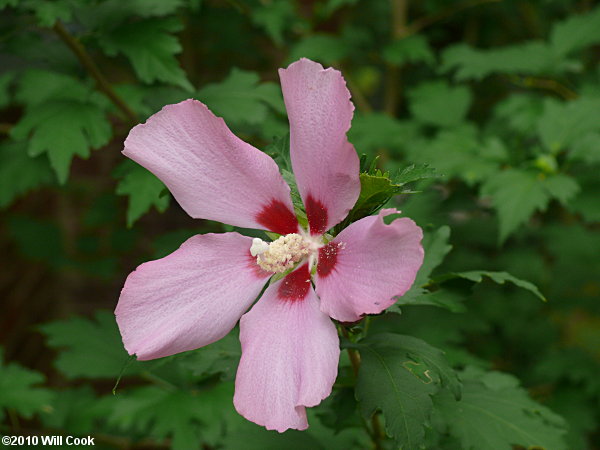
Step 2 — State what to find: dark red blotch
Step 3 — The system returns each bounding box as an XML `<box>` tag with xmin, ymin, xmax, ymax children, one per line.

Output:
<box><xmin>256</xmin><ymin>200</ymin><xmax>298</xmax><ymax>235</ymax></box>
<box><xmin>278</xmin><ymin>264</ymin><xmax>311</xmax><ymax>301</ymax></box>
<box><xmin>317</xmin><ymin>242</ymin><xmax>338</xmax><ymax>278</ymax></box>
<box><xmin>305</xmin><ymin>194</ymin><xmax>328</xmax><ymax>235</ymax></box>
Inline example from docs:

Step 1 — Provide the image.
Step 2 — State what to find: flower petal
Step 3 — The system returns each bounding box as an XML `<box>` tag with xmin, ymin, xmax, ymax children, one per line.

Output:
<box><xmin>124</xmin><ymin>99</ymin><xmax>298</xmax><ymax>234</ymax></box>
<box><xmin>279</xmin><ymin>58</ymin><xmax>360</xmax><ymax>234</ymax></box>
<box><xmin>233</xmin><ymin>264</ymin><xmax>340</xmax><ymax>432</ymax></box>
<box><xmin>115</xmin><ymin>232</ymin><xmax>270</xmax><ymax>360</ymax></box>
<box><xmin>315</xmin><ymin>209</ymin><xmax>424</xmax><ymax>322</ymax></box>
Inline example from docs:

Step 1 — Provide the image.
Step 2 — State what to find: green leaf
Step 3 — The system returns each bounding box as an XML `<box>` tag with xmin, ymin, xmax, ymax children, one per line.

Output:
<box><xmin>414</xmin><ymin>226</ymin><xmax>452</xmax><ymax>287</ymax></box>
<box><xmin>0</xmin><ymin>348</ymin><xmax>54</xmax><ymax>420</ymax></box>
<box><xmin>392</xmin><ymin>226</ymin><xmax>456</xmax><ymax>313</ymax></box>
<box><xmin>480</xmin><ymin>169</ymin><xmax>579</xmax><ymax>243</ymax></box>
<box><xmin>406</xmin><ymin>125</ymin><xmax>506</xmax><ymax>186</ymax></box>
<box><xmin>250</xmin><ymin>0</ymin><xmax>296</xmax><ymax>45</ymax></box>
<box><xmin>26</xmin><ymin>0</ymin><xmax>72</xmax><ymax>26</ymax></box>
<box><xmin>105</xmin><ymin>382</ymin><xmax>237</xmax><ymax>449</ymax></box>
<box><xmin>408</xmin><ymin>80</ymin><xmax>471</xmax><ymax>127</ymax></box>
<box><xmin>433</xmin><ymin>366</ymin><xmax>567</xmax><ymax>450</ymax></box>
<box><xmin>383</xmin><ymin>35</ymin><xmax>435</xmax><ymax>66</ymax></box>
<box><xmin>0</xmin><ymin>141</ymin><xmax>54</xmax><ymax>208</ymax></box>
<box><xmin>40</xmin><ymin>310</ymin><xmax>141</xmax><ymax>379</ymax></box>
<box><xmin>198</xmin><ymin>68</ymin><xmax>285</xmax><ymax>126</ymax></box>
<box><xmin>348</xmin><ymin>112</ymin><xmax>419</xmax><ymax>154</ymax></box>
<box><xmin>537</xmin><ymin>97</ymin><xmax>600</xmax><ymax>153</ymax></box>
<box><xmin>441</xmin><ymin>42</ymin><xmax>560</xmax><ymax>81</ymax></box>
<box><xmin>0</xmin><ymin>71</ymin><xmax>14</xmax><ymax>108</ymax></box>
<box><xmin>11</xmin><ymin>100</ymin><xmax>112</xmax><ymax>184</ymax></box>
<box><xmin>354</xmin><ymin>333</ymin><xmax>460</xmax><ymax>449</ymax></box>
<box><xmin>341</xmin><ymin>164</ymin><xmax>435</xmax><ymax>228</ymax></box>
<box><xmin>177</xmin><ymin>331</ymin><xmax>241</xmax><ymax>381</ymax></box>
<box><xmin>550</xmin><ymin>5</ymin><xmax>600</xmax><ymax>57</ymax></box>
<box><xmin>99</xmin><ymin>18</ymin><xmax>192</xmax><ymax>91</ymax></box>
<box><xmin>115</xmin><ymin>161</ymin><xmax>170</xmax><ymax>227</ymax></box>
<box><xmin>435</xmin><ymin>271</ymin><xmax>546</xmax><ymax>301</ymax></box>
<box><xmin>289</xmin><ymin>34</ymin><xmax>350</xmax><ymax>64</ymax></box>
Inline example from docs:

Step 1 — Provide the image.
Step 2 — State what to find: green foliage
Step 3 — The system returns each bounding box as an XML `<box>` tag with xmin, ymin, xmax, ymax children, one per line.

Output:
<box><xmin>354</xmin><ymin>333</ymin><xmax>460</xmax><ymax>448</ymax></box>
<box><xmin>433</xmin><ymin>367</ymin><xmax>568</xmax><ymax>450</ymax></box>
<box><xmin>197</xmin><ymin>68</ymin><xmax>285</xmax><ymax>126</ymax></box>
<box><xmin>0</xmin><ymin>348</ymin><xmax>54</xmax><ymax>420</ymax></box>
<box><xmin>407</xmin><ymin>80</ymin><xmax>472</xmax><ymax>127</ymax></box>
<box><xmin>1</xmin><ymin>0</ymin><xmax>598</xmax><ymax>448</ymax></box>
<box><xmin>0</xmin><ymin>141</ymin><xmax>54</xmax><ymax>208</ymax></box>
<box><xmin>40</xmin><ymin>311</ymin><xmax>139</xmax><ymax>379</ymax></box>
<box><xmin>98</xmin><ymin>18</ymin><xmax>192</xmax><ymax>91</ymax></box>
<box><xmin>115</xmin><ymin>161</ymin><xmax>170</xmax><ymax>227</ymax></box>
<box><xmin>11</xmin><ymin>70</ymin><xmax>112</xmax><ymax>183</ymax></box>
<box><xmin>383</xmin><ymin>35</ymin><xmax>435</xmax><ymax>66</ymax></box>
<box><xmin>481</xmin><ymin>169</ymin><xmax>579</xmax><ymax>243</ymax></box>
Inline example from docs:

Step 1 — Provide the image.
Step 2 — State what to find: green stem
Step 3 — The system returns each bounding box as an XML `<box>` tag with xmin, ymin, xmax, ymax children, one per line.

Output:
<box><xmin>53</xmin><ymin>21</ymin><xmax>139</xmax><ymax>125</ymax></box>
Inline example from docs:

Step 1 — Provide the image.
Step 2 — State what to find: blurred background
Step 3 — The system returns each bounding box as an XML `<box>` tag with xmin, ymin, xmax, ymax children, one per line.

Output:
<box><xmin>1</xmin><ymin>0</ymin><xmax>599</xmax><ymax>448</ymax></box>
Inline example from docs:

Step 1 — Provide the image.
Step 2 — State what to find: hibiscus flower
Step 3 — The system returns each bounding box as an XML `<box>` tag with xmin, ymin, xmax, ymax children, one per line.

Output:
<box><xmin>115</xmin><ymin>58</ymin><xmax>424</xmax><ymax>432</ymax></box>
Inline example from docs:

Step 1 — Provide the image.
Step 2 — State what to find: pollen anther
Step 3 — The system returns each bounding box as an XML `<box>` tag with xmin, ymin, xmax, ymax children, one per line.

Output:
<box><xmin>252</xmin><ymin>234</ymin><xmax>312</xmax><ymax>273</ymax></box>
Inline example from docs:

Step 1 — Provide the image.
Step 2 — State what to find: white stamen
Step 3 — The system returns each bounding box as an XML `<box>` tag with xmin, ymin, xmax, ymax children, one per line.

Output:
<box><xmin>250</xmin><ymin>238</ymin><xmax>270</xmax><ymax>257</ymax></box>
<box><xmin>251</xmin><ymin>233</ymin><xmax>322</xmax><ymax>273</ymax></box>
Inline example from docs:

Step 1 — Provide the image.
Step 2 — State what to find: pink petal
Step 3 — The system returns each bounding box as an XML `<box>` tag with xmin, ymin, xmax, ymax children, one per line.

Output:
<box><xmin>315</xmin><ymin>209</ymin><xmax>424</xmax><ymax>322</ymax></box>
<box><xmin>115</xmin><ymin>232</ymin><xmax>270</xmax><ymax>360</ymax></box>
<box><xmin>124</xmin><ymin>99</ymin><xmax>298</xmax><ymax>234</ymax></box>
<box><xmin>234</xmin><ymin>264</ymin><xmax>340</xmax><ymax>432</ymax></box>
<box><xmin>279</xmin><ymin>59</ymin><xmax>360</xmax><ymax>235</ymax></box>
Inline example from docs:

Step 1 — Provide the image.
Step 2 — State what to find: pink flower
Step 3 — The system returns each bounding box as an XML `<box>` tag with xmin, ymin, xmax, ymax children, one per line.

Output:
<box><xmin>115</xmin><ymin>58</ymin><xmax>424</xmax><ymax>432</ymax></box>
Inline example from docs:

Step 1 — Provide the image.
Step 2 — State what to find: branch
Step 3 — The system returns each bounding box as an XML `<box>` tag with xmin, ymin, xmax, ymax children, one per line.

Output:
<box><xmin>508</xmin><ymin>75</ymin><xmax>578</xmax><ymax>100</ymax></box>
<box><xmin>53</xmin><ymin>21</ymin><xmax>138</xmax><ymax>125</ymax></box>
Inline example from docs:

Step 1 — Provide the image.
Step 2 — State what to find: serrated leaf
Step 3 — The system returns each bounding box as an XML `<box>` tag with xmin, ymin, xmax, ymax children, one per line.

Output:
<box><xmin>550</xmin><ymin>5</ymin><xmax>600</xmax><ymax>56</ymax></box>
<box><xmin>115</xmin><ymin>161</ymin><xmax>170</xmax><ymax>227</ymax></box>
<box><xmin>415</xmin><ymin>226</ymin><xmax>452</xmax><ymax>287</ymax></box>
<box><xmin>354</xmin><ymin>333</ymin><xmax>460</xmax><ymax>449</ymax></box>
<box><xmin>105</xmin><ymin>382</ymin><xmax>237</xmax><ymax>449</ymax></box>
<box><xmin>383</xmin><ymin>35</ymin><xmax>435</xmax><ymax>66</ymax></box>
<box><xmin>433</xmin><ymin>366</ymin><xmax>567</xmax><ymax>450</ymax></box>
<box><xmin>99</xmin><ymin>18</ymin><xmax>192</xmax><ymax>91</ymax></box>
<box><xmin>0</xmin><ymin>141</ymin><xmax>54</xmax><ymax>208</ymax></box>
<box><xmin>406</xmin><ymin>125</ymin><xmax>504</xmax><ymax>186</ymax></box>
<box><xmin>177</xmin><ymin>332</ymin><xmax>241</xmax><ymax>381</ymax></box>
<box><xmin>0</xmin><ymin>348</ymin><xmax>54</xmax><ymax>420</ymax></box>
<box><xmin>408</xmin><ymin>80</ymin><xmax>472</xmax><ymax>127</ymax></box>
<box><xmin>15</xmin><ymin>69</ymin><xmax>101</xmax><ymax>106</ymax></box>
<box><xmin>27</xmin><ymin>0</ymin><xmax>72</xmax><ymax>26</ymax></box>
<box><xmin>481</xmin><ymin>170</ymin><xmax>580</xmax><ymax>243</ymax></box>
<box><xmin>348</xmin><ymin>112</ymin><xmax>419</xmax><ymax>153</ymax></box>
<box><xmin>537</xmin><ymin>97</ymin><xmax>600</xmax><ymax>153</ymax></box>
<box><xmin>40</xmin><ymin>310</ymin><xmax>142</xmax><ymax>379</ymax></box>
<box><xmin>250</xmin><ymin>0</ymin><xmax>296</xmax><ymax>45</ymax></box>
<box><xmin>441</xmin><ymin>42</ymin><xmax>561</xmax><ymax>81</ymax></box>
<box><xmin>436</xmin><ymin>270</ymin><xmax>546</xmax><ymax>301</ymax></box>
<box><xmin>11</xmin><ymin>99</ymin><xmax>112</xmax><ymax>184</ymax></box>
<box><xmin>198</xmin><ymin>68</ymin><xmax>285</xmax><ymax>126</ymax></box>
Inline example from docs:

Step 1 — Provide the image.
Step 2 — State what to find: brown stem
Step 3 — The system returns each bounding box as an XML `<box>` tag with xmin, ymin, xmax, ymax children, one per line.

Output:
<box><xmin>384</xmin><ymin>0</ymin><xmax>409</xmax><ymax>116</ymax></box>
<box><xmin>53</xmin><ymin>21</ymin><xmax>138</xmax><ymax>125</ymax></box>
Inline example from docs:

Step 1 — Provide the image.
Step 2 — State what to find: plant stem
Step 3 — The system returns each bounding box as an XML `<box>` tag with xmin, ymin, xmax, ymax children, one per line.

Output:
<box><xmin>340</xmin><ymin>325</ymin><xmax>385</xmax><ymax>450</ymax></box>
<box><xmin>53</xmin><ymin>21</ymin><xmax>139</xmax><ymax>125</ymax></box>
<box><xmin>384</xmin><ymin>0</ymin><xmax>409</xmax><ymax>116</ymax></box>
